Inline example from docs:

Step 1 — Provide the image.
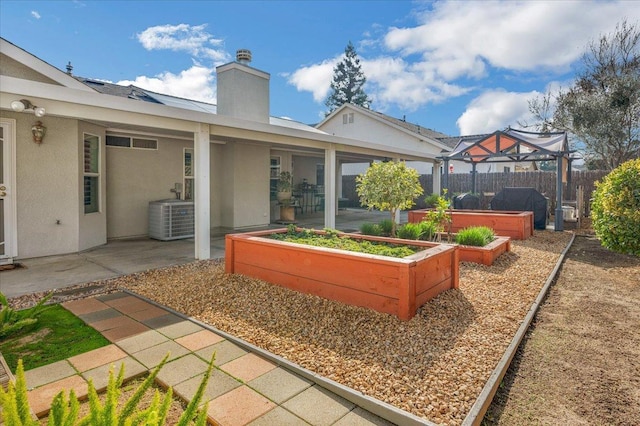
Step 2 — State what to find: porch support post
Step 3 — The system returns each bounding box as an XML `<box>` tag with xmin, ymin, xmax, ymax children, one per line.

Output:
<box><xmin>324</xmin><ymin>145</ymin><xmax>337</xmax><ymax>229</ymax></box>
<box><xmin>554</xmin><ymin>154</ymin><xmax>564</xmax><ymax>231</ymax></box>
<box><xmin>443</xmin><ymin>159</ymin><xmax>450</xmax><ymax>198</ymax></box>
<box><xmin>432</xmin><ymin>160</ymin><xmax>441</xmax><ymax>195</ymax></box>
<box><xmin>394</xmin><ymin>157</ymin><xmax>401</xmax><ymax>225</ymax></box>
<box><xmin>566</xmin><ymin>157</ymin><xmax>573</xmax><ymax>200</ymax></box>
<box><xmin>471</xmin><ymin>162</ymin><xmax>477</xmax><ymax>194</ymax></box>
<box><xmin>194</xmin><ymin>123</ymin><xmax>211</xmax><ymax>259</ymax></box>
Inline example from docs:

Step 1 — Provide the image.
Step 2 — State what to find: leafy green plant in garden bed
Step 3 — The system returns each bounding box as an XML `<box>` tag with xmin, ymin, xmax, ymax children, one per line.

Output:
<box><xmin>270</xmin><ymin>225</ymin><xmax>420</xmax><ymax>258</ymax></box>
<box><xmin>455</xmin><ymin>226</ymin><xmax>495</xmax><ymax>247</ymax></box>
<box><xmin>0</xmin><ymin>304</ymin><xmax>109</xmax><ymax>371</ymax></box>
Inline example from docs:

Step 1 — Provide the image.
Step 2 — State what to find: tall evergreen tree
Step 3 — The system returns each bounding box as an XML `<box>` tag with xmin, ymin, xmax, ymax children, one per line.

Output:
<box><xmin>325</xmin><ymin>41</ymin><xmax>372</xmax><ymax>114</ymax></box>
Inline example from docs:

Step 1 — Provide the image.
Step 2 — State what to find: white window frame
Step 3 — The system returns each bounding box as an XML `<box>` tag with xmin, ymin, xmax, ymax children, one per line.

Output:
<box><xmin>106</xmin><ymin>134</ymin><xmax>158</xmax><ymax>150</ymax></box>
<box><xmin>184</xmin><ymin>148</ymin><xmax>194</xmax><ymax>201</ymax></box>
<box><xmin>83</xmin><ymin>133</ymin><xmax>100</xmax><ymax>214</ymax></box>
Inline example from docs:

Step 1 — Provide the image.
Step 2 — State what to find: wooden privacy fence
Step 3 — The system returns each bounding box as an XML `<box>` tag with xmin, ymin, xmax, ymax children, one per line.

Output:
<box><xmin>342</xmin><ymin>170</ymin><xmax>607</xmax><ymax>214</ymax></box>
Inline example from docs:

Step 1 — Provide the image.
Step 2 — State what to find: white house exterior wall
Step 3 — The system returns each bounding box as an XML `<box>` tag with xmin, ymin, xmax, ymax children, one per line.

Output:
<box><xmin>5</xmin><ymin>112</ymin><xmax>81</xmax><ymax>258</ymax></box>
<box><xmin>320</xmin><ymin>111</ymin><xmax>443</xmax><ymax>158</ymax></box>
<box><xmin>221</xmin><ymin>142</ymin><xmax>270</xmax><ymax>229</ymax></box>
<box><xmin>106</xmin><ymin>135</ymin><xmax>193</xmax><ymax>239</ymax></box>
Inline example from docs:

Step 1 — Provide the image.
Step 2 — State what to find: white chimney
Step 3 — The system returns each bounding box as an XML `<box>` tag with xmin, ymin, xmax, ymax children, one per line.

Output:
<box><xmin>216</xmin><ymin>49</ymin><xmax>270</xmax><ymax>123</ymax></box>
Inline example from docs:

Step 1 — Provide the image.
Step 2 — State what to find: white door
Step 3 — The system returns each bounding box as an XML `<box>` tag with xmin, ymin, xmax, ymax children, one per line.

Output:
<box><xmin>0</xmin><ymin>119</ymin><xmax>17</xmax><ymax>265</ymax></box>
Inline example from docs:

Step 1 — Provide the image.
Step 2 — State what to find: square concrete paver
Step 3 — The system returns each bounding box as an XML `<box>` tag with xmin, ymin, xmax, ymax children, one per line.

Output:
<box><xmin>131</xmin><ymin>340</ymin><xmax>190</xmax><ymax>369</ymax></box>
<box><xmin>220</xmin><ymin>353</ymin><xmax>277</xmax><ymax>383</ymax></box>
<box><xmin>113</xmin><ymin>300</ymin><xmax>158</xmax><ymax>316</ymax></box>
<box><xmin>24</xmin><ymin>360</ymin><xmax>76</xmax><ymax>389</ymax></box>
<box><xmin>28</xmin><ymin>375</ymin><xmax>88</xmax><ymax>417</ymax></box>
<box><xmin>81</xmin><ymin>356</ymin><xmax>147</xmax><ymax>391</ymax></box>
<box><xmin>102</xmin><ymin>295</ymin><xmax>144</xmax><ymax>310</ymax></box>
<box><xmin>207</xmin><ymin>386</ymin><xmax>276</xmax><ymax>426</ymax></box>
<box><xmin>333</xmin><ymin>407</ymin><xmax>395</xmax><ymax>426</ymax></box>
<box><xmin>62</xmin><ymin>298</ymin><xmax>109</xmax><ymax>315</ymax></box>
<box><xmin>142</xmin><ymin>313</ymin><xmax>184</xmax><ymax>329</ymax></box>
<box><xmin>102</xmin><ymin>321</ymin><xmax>151</xmax><ymax>342</ymax></box>
<box><xmin>173</xmin><ymin>368</ymin><xmax>241</xmax><ymax>403</ymax></box>
<box><xmin>195</xmin><ymin>340</ymin><xmax>248</xmax><ymax>366</ymax></box>
<box><xmin>127</xmin><ymin>305</ymin><xmax>169</xmax><ymax>322</ymax></box>
<box><xmin>282</xmin><ymin>386</ymin><xmax>355</xmax><ymax>426</ymax></box>
<box><xmin>157</xmin><ymin>320</ymin><xmax>203</xmax><ymax>339</ymax></box>
<box><xmin>78</xmin><ymin>307</ymin><xmax>122</xmax><ymax>324</ymax></box>
<box><xmin>175</xmin><ymin>329</ymin><xmax>225</xmax><ymax>351</ymax></box>
<box><xmin>68</xmin><ymin>344</ymin><xmax>127</xmax><ymax>372</ymax></box>
<box><xmin>248</xmin><ymin>407</ymin><xmax>309</xmax><ymax>425</ymax></box>
<box><xmin>156</xmin><ymin>354</ymin><xmax>209</xmax><ymax>388</ymax></box>
<box><xmin>248</xmin><ymin>367</ymin><xmax>313</xmax><ymax>404</ymax></box>
<box><xmin>116</xmin><ymin>330</ymin><xmax>169</xmax><ymax>354</ymax></box>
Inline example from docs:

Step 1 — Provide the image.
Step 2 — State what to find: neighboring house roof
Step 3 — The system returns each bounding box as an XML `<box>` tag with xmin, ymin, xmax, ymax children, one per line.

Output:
<box><xmin>317</xmin><ymin>103</ymin><xmax>454</xmax><ymax>152</ymax></box>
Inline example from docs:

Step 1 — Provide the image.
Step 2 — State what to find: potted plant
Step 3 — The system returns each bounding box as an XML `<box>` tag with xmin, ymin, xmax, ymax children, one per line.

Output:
<box><xmin>276</xmin><ymin>171</ymin><xmax>293</xmax><ymax>203</ymax></box>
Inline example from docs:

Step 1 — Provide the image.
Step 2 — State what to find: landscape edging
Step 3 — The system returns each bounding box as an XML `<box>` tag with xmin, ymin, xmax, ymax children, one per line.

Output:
<box><xmin>461</xmin><ymin>232</ymin><xmax>576</xmax><ymax>425</ymax></box>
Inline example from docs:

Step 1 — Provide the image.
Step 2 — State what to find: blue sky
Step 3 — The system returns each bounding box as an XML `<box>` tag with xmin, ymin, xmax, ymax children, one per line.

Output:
<box><xmin>1</xmin><ymin>1</ymin><xmax>637</xmax><ymax>136</ymax></box>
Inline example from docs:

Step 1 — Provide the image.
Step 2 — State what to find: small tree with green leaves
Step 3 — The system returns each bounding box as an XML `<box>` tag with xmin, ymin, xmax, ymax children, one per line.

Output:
<box><xmin>356</xmin><ymin>161</ymin><xmax>423</xmax><ymax>237</ymax></box>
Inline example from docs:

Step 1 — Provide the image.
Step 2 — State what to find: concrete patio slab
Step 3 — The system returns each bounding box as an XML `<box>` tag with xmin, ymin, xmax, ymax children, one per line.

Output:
<box><xmin>155</xmin><ymin>354</ymin><xmax>209</xmax><ymax>388</ymax></box>
<box><xmin>173</xmin><ymin>368</ymin><xmax>242</xmax><ymax>404</ymax></box>
<box><xmin>220</xmin><ymin>353</ymin><xmax>277</xmax><ymax>383</ymax></box>
<box><xmin>333</xmin><ymin>407</ymin><xmax>395</xmax><ymax>426</ymax></box>
<box><xmin>196</xmin><ymin>340</ymin><xmax>248</xmax><ymax>366</ymax></box>
<box><xmin>247</xmin><ymin>406</ymin><xmax>309</xmax><ymax>425</ymax></box>
<box><xmin>81</xmin><ymin>356</ymin><xmax>147</xmax><ymax>391</ymax></box>
<box><xmin>207</xmin><ymin>385</ymin><xmax>276</xmax><ymax>426</ymax></box>
<box><xmin>248</xmin><ymin>367</ymin><xmax>313</xmax><ymax>404</ymax></box>
<box><xmin>27</xmin><ymin>375</ymin><xmax>88</xmax><ymax>418</ymax></box>
<box><xmin>68</xmin><ymin>344</ymin><xmax>128</xmax><ymax>372</ymax></box>
<box><xmin>283</xmin><ymin>386</ymin><xmax>355</xmax><ymax>426</ymax></box>
<box><xmin>130</xmin><ymin>340</ymin><xmax>190</xmax><ymax>369</ymax></box>
<box><xmin>174</xmin><ymin>329</ymin><xmax>225</xmax><ymax>351</ymax></box>
<box><xmin>115</xmin><ymin>330</ymin><xmax>170</xmax><ymax>354</ymax></box>
<box><xmin>157</xmin><ymin>320</ymin><xmax>203</xmax><ymax>339</ymax></box>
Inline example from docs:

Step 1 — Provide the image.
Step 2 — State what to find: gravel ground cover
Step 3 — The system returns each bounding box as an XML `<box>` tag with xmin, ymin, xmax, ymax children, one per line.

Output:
<box><xmin>9</xmin><ymin>231</ymin><xmax>571</xmax><ymax>425</ymax></box>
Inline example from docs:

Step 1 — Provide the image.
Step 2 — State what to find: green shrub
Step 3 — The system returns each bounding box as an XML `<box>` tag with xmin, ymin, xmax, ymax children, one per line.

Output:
<box><xmin>379</xmin><ymin>219</ymin><xmax>394</xmax><ymax>236</ymax></box>
<box><xmin>360</xmin><ymin>222</ymin><xmax>382</xmax><ymax>236</ymax></box>
<box><xmin>424</xmin><ymin>194</ymin><xmax>440</xmax><ymax>208</ymax></box>
<box><xmin>417</xmin><ymin>221</ymin><xmax>437</xmax><ymax>241</ymax></box>
<box><xmin>397</xmin><ymin>223</ymin><xmax>422</xmax><ymax>240</ymax></box>
<box><xmin>591</xmin><ymin>158</ymin><xmax>640</xmax><ymax>256</ymax></box>
<box><xmin>0</xmin><ymin>291</ymin><xmax>52</xmax><ymax>339</ymax></box>
<box><xmin>455</xmin><ymin>226</ymin><xmax>495</xmax><ymax>247</ymax></box>
<box><xmin>0</xmin><ymin>354</ymin><xmax>213</xmax><ymax>425</ymax></box>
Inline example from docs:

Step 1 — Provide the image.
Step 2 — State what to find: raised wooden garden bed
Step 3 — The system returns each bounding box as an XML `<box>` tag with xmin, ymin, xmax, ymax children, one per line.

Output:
<box><xmin>447</xmin><ymin>235</ymin><xmax>511</xmax><ymax>266</ymax></box>
<box><xmin>225</xmin><ymin>229</ymin><xmax>459</xmax><ymax>320</ymax></box>
<box><xmin>408</xmin><ymin>209</ymin><xmax>534</xmax><ymax>240</ymax></box>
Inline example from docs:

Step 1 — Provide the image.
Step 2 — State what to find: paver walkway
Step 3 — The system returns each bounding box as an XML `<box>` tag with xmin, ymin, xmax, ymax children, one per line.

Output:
<box><xmin>24</xmin><ymin>291</ymin><xmax>393</xmax><ymax>425</ymax></box>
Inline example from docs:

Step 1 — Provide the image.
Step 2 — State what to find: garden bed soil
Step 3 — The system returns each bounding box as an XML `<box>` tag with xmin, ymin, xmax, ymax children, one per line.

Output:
<box><xmin>408</xmin><ymin>209</ymin><xmax>534</xmax><ymax>240</ymax></box>
<box><xmin>225</xmin><ymin>228</ymin><xmax>459</xmax><ymax>320</ymax></box>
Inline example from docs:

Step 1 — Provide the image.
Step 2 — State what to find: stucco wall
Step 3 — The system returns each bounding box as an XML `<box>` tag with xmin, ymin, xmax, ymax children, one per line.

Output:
<box><xmin>2</xmin><ymin>111</ymin><xmax>80</xmax><ymax>258</ymax></box>
<box><xmin>292</xmin><ymin>154</ymin><xmax>324</xmax><ymax>186</ymax></box>
<box><xmin>221</xmin><ymin>142</ymin><xmax>270</xmax><ymax>228</ymax></box>
<box><xmin>106</xmin><ymin>136</ymin><xmax>192</xmax><ymax>239</ymax></box>
<box><xmin>216</xmin><ymin>64</ymin><xmax>269</xmax><ymax>124</ymax></box>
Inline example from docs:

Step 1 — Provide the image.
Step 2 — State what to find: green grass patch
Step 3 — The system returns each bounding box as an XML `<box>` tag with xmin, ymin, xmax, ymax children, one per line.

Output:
<box><xmin>270</xmin><ymin>227</ymin><xmax>420</xmax><ymax>258</ymax></box>
<box><xmin>0</xmin><ymin>304</ymin><xmax>110</xmax><ymax>371</ymax></box>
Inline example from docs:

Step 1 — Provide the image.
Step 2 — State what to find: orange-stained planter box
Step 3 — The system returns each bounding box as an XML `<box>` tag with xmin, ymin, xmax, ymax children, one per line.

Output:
<box><xmin>447</xmin><ymin>236</ymin><xmax>511</xmax><ymax>266</ymax></box>
<box><xmin>225</xmin><ymin>229</ymin><xmax>459</xmax><ymax>321</ymax></box>
<box><xmin>408</xmin><ymin>209</ymin><xmax>534</xmax><ymax>240</ymax></box>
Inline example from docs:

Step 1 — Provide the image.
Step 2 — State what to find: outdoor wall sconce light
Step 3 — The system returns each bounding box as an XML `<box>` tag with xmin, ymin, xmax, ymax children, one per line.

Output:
<box><xmin>31</xmin><ymin>121</ymin><xmax>46</xmax><ymax>144</ymax></box>
<box><xmin>10</xmin><ymin>99</ymin><xmax>46</xmax><ymax>117</ymax></box>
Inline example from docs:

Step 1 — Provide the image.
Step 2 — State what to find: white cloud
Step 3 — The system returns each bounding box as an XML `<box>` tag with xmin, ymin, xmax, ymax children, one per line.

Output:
<box><xmin>456</xmin><ymin>89</ymin><xmax>541</xmax><ymax>135</ymax></box>
<box><xmin>117</xmin><ymin>64</ymin><xmax>216</xmax><ymax>103</ymax></box>
<box><xmin>385</xmin><ymin>0</ymin><xmax>638</xmax><ymax>74</ymax></box>
<box><xmin>30</xmin><ymin>11</ymin><xmax>41</xmax><ymax>19</ymax></box>
<box><xmin>287</xmin><ymin>0</ymin><xmax>637</xmax><ymax>117</ymax></box>
<box><xmin>137</xmin><ymin>23</ymin><xmax>229</xmax><ymax>63</ymax></box>
<box><xmin>287</xmin><ymin>58</ymin><xmax>338</xmax><ymax>102</ymax></box>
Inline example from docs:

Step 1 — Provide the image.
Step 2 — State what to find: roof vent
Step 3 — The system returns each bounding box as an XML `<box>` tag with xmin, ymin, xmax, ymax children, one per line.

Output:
<box><xmin>66</xmin><ymin>61</ymin><xmax>73</xmax><ymax>75</ymax></box>
<box><xmin>236</xmin><ymin>49</ymin><xmax>252</xmax><ymax>65</ymax></box>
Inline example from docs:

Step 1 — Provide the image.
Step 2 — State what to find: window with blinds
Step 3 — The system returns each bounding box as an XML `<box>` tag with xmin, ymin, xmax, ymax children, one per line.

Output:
<box><xmin>84</xmin><ymin>134</ymin><xmax>100</xmax><ymax>214</ymax></box>
<box><xmin>106</xmin><ymin>135</ymin><xmax>157</xmax><ymax>150</ymax></box>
